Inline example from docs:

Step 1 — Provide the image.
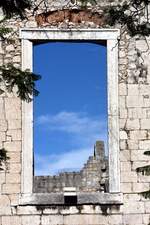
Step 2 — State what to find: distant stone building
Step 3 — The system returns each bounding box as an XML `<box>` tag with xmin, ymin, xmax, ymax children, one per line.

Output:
<box><xmin>34</xmin><ymin>141</ymin><xmax>108</xmax><ymax>193</ymax></box>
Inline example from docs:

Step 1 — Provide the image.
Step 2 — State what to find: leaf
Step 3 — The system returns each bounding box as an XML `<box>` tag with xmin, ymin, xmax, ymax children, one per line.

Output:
<box><xmin>0</xmin><ymin>64</ymin><xmax>41</xmax><ymax>102</ymax></box>
<box><xmin>136</xmin><ymin>165</ymin><xmax>150</xmax><ymax>176</ymax></box>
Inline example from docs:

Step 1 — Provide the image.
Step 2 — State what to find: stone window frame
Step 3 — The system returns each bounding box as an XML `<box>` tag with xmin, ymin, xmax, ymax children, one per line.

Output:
<box><xmin>19</xmin><ymin>28</ymin><xmax>122</xmax><ymax>205</ymax></box>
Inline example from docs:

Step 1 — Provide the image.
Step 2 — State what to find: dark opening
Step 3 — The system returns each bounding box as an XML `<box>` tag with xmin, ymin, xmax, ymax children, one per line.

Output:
<box><xmin>64</xmin><ymin>195</ymin><xmax>77</xmax><ymax>205</ymax></box>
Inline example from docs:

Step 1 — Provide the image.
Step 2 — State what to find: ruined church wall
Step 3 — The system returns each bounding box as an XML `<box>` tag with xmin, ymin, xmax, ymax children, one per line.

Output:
<box><xmin>0</xmin><ymin>0</ymin><xmax>150</xmax><ymax>224</ymax></box>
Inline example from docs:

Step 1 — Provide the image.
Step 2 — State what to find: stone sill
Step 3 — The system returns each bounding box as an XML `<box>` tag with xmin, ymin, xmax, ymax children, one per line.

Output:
<box><xmin>19</xmin><ymin>192</ymin><xmax>123</xmax><ymax>206</ymax></box>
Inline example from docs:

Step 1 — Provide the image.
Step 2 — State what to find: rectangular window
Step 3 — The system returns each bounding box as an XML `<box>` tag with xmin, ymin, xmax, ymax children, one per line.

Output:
<box><xmin>33</xmin><ymin>41</ymin><xmax>108</xmax><ymax>193</ymax></box>
<box><xmin>20</xmin><ymin>29</ymin><xmax>121</xmax><ymax>205</ymax></box>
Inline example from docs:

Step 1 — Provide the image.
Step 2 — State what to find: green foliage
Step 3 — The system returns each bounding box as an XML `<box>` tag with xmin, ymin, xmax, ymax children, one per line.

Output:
<box><xmin>144</xmin><ymin>151</ymin><xmax>150</xmax><ymax>155</ymax></box>
<box><xmin>140</xmin><ymin>190</ymin><xmax>150</xmax><ymax>199</ymax></box>
<box><xmin>0</xmin><ymin>0</ymin><xmax>31</xmax><ymax>18</ymax></box>
<box><xmin>136</xmin><ymin>165</ymin><xmax>150</xmax><ymax>175</ymax></box>
<box><xmin>0</xmin><ymin>27</ymin><xmax>13</xmax><ymax>39</ymax></box>
<box><xmin>0</xmin><ymin>64</ymin><xmax>41</xmax><ymax>102</ymax></box>
<box><xmin>105</xmin><ymin>1</ymin><xmax>150</xmax><ymax>36</ymax></box>
<box><xmin>0</xmin><ymin>148</ymin><xmax>9</xmax><ymax>171</ymax></box>
<box><xmin>136</xmin><ymin>149</ymin><xmax>150</xmax><ymax>199</ymax></box>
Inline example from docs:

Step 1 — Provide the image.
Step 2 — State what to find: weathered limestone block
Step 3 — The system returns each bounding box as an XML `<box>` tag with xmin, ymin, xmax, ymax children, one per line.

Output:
<box><xmin>119</xmin><ymin>119</ymin><xmax>126</xmax><ymax>129</ymax></box>
<box><xmin>120</xmin><ymin>131</ymin><xmax>128</xmax><ymax>139</ymax></box>
<box><xmin>0</xmin><ymin>98</ymin><xmax>5</xmax><ymax>120</ymax></box>
<box><xmin>128</xmin><ymin>84</ymin><xmax>139</xmax><ymax>96</ymax></box>
<box><xmin>42</xmin><ymin>215</ymin><xmax>64</xmax><ymax>225</ymax></box>
<box><xmin>17</xmin><ymin>206</ymin><xmax>41</xmax><ymax>215</ymax></box>
<box><xmin>0</xmin><ymin>206</ymin><xmax>11</xmax><ymax>216</ymax></box>
<box><xmin>6</xmin><ymin>173</ymin><xmax>21</xmax><ymax>184</ymax></box>
<box><xmin>0</xmin><ymin>195</ymin><xmax>11</xmax><ymax>215</ymax></box>
<box><xmin>5</xmin><ymin>98</ymin><xmax>21</xmax><ymax>120</ymax></box>
<box><xmin>61</xmin><ymin>206</ymin><xmax>79</xmax><ymax>215</ymax></box>
<box><xmin>4</xmin><ymin>141</ymin><xmax>21</xmax><ymax>152</ymax></box>
<box><xmin>63</xmin><ymin>214</ymin><xmax>108</xmax><ymax>225</ymax></box>
<box><xmin>120</xmin><ymin>140</ymin><xmax>127</xmax><ymax>150</ymax></box>
<box><xmin>123</xmin><ymin>214</ymin><xmax>143</xmax><ymax>225</ymax></box>
<box><xmin>126</xmin><ymin>96</ymin><xmax>143</xmax><ymax>107</ymax></box>
<box><xmin>119</xmin><ymin>83</ymin><xmax>127</xmax><ymax>96</ymax></box>
<box><xmin>120</xmin><ymin>150</ymin><xmax>130</xmax><ymax>162</ymax></box>
<box><xmin>120</xmin><ymin>182</ymin><xmax>132</xmax><ymax>193</ymax></box>
<box><xmin>126</xmin><ymin>119</ymin><xmax>140</xmax><ymax>130</ymax></box>
<box><xmin>131</xmin><ymin>150</ymin><xmax>149</xmax><ymax>161</ymax></box>
<box><xmin>108</xmin><ymin>215</ymin><xmax>123</xmax><ymax>225</ymax></box>
<box><xmin>123</xmin><ymin>201</ymin><xmax>145</xmax><ymax>214</ymax></box>
<box><xmin>143</xmin><ymin>214</ymin><xmax>150</xmax><ymax>224</ymax></box>
<box><xmin>7</xmin><ymin>152</ymin><xmax>21</xmax><ymax>163</ymax></box>
<box><xmin>120</xmin><ymin>162</ymin><xmax>131</xmax><ymax>171</ymax></box>
<box><xmin>7</xmin><ymin>129</ymin><xmax>21</xmax><ymax>141</ymax></box>
<box><xmin>5</xmin><ymin>44</ymin><xmax>15</xmax><ymax>52</ymax></box>
<box><xmin>123</xmin><ymin>193</ymin><xmax>140</xmax><ymax>202</ymax></box>
<box><xmin>2</xmin><ymin>216</ymin><xmax>21</xmax><ymax>225</ymax></box>
<box><xmin>22</xmin><ymin>216</ymin><xmax>41</xmax><ymax>225</ymax></box>
<box><xmin>0</xmin><ymin>120</ymin><xmax>7</xmax><ymax>132</ymax></box>
<box><xmin>132</xmin><ymin>182</ymin><xmax>149</xmax><ymax>193</ymax></box>
<box><xmin>2</xmin><ymin>183</ymin><xmax>21</xmax><ymax>194</ymax></box>
<box><xmin>8</xmin><ymin>163</ymin><xmax>21</xmax><ymax>173</ymax></box>
<box><xmin>139</xmin><ymin>140</ymin><xmax>150</xmax><ymax>150</ymax></box>
<box><xmin>0</xmin><ymin>173</ymin><xmax>6</xmax><ymax>185</ymax></box>
<box><xmin>0</xmin><ymin>195</ymin><xmax>10</xmax><ymax>206</ymax></box>
<box><xmin>144</xmin><ymin>202</ymin><xmax>150</xmax><ymax>213</ymax></box>
<box><xmin>121</xmin><ymin>172</ymin><xmax>137</xmax><ymax>183</ymax></box>
<box><xmin>119</xmin><ymin>96</ymin><xmax>126</xmax><ymax>109</ymax></box>
<box><xmin>128</xmin><ymin>108</ymin><xmax>147</xmax><ymax>119</ymax></box>
<box><xmin>0</xmin><ymin>132</ymin><xmax>6</xmax><ymax>143</ymax></box>
<box><xmin>127</xmin><ymin>139</ymin><xmax>139</xmax><ymax>149</ymax></box>
<box><xmin>129</xmin><ymin>130</ymin><xmax>147</xmax><ymax>140</ymax></box>
<box><xmin>12</xmin><ymin>55</ymin><xmax>20</xmax><ymax>63</ymax></box>
<box><xmin>140</xmin><ymin>84</ymin><xmax>150</xmax><ymax>95</ymax></box>
<box><xmin>141</xmin><ymin>119</ymin><xmax>150</xmax><ymax>129</ymax></box>
<box><xmin>9</xmin><ymin>194</ymin><xmax>19</xmax><ymax>206</ymax></box>
<box><xmin>119</xmin><ymin>108</ymin><xmax>128</xmax><ymax>118</ymax></box>
<box><xmin>8</xmin><ymin>120</ymin><xmax>21</xmax><ymax>130</ymax></box>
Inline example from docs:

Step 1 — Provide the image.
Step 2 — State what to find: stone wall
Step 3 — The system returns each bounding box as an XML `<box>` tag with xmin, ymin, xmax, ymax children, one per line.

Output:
<box><xmin>0</xmin><ymin>0</ymin><xmax>150</xmax><ymax>224</ymax></box>
<box><xmin>34</xmin><ymin>141</ymin><xmax>108</xmax><ymax>193</ymax></box>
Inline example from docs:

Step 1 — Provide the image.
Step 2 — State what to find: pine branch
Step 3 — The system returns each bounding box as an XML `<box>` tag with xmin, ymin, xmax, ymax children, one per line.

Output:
<box><xmin>144</xmin><ymin>151</ymin><xmax>150</xmax><ymax>155</ymax></box>
<box><xmin>0</xmin><ymin>0</ymin><xmax>31</xmax><ymax>18</ymax></box>
<box><xmin>0</xmin><ymin>148</ymin><xmax>9</xmax><ymax>171</ymax></box>
<box><xmin>136</xmin><ymin>165</ymin><xmax>150</xmax><ymax>175</ymax></box>
<box><xmin>0</xmin><ymin>64</ymin><xmax>41</xmax><ymax>102</ymax></box>
<box><xmin>140</xmin><ymin>190</ymin><xmax>150</xmax><ymax>199</ymax></box>
<box><xmin>0</xmin><ymin>27</ymin><xmax>13</xmax><ymax>39</ymax></box>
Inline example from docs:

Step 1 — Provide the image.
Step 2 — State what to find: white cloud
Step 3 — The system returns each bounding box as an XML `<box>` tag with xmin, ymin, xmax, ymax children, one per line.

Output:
<box><xmin>37</xmin><ymin>111</ymin><xmax>106</xmax><ymax>138</ymax></box>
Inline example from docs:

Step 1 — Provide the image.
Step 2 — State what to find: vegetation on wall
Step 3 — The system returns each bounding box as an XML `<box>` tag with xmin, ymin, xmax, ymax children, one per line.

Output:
<box><xmin>136</xmin><ymin>150</ymin><xmax>150</xmax><ymax>199</ymax></box>
<box><xmin>0</xmin><ymin>0</ymin><xmax>40</xmax><ymax>170</ymax></box>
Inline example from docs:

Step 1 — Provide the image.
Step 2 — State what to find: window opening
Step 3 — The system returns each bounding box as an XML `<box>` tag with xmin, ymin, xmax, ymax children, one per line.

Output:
<box><xmin>33</xmin><ymin>41</ymin><xmax>108</xmax><ymax>193</ymax></box>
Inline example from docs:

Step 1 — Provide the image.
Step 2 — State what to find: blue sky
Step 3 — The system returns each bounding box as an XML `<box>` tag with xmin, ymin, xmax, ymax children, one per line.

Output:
<box><xmin>33</xmin><ymin>41</ymin><xmax>107</xmax><ymax>175</ymax></box>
